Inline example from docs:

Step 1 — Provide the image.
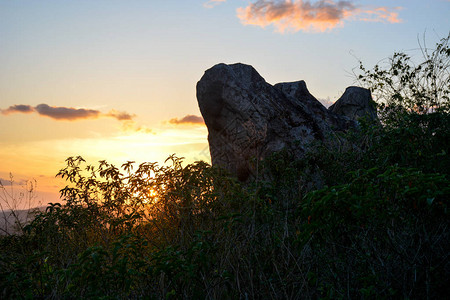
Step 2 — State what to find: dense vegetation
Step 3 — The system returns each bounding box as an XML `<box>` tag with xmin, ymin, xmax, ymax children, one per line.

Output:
<box><xmin>1</xmin><ymin>36</ymin><xmax>449</xmax><ymax>299</ymax></box>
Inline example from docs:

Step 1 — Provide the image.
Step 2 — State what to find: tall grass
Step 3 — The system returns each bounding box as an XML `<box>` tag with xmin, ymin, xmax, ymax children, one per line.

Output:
<box><xmin>0</xmin><ymin>174</ymin><xmax>41</xmax><ymax>235</ymax></box>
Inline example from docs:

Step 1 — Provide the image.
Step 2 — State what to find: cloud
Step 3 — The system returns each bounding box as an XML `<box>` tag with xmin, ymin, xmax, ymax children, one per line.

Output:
<box><xmin>1</xmin><ymin>103</ymin><xmax>95</xmax><ymax>120</ymax></box>
<box><xmin>359</xmin><ymin>6</ymin><xmax>402</xmax><ymax>24</ymax></box>
<box><xmin>169</xmin><ymin>115</ymin><xmax>204</xmax><ymax>125</ymax></box>
<box><xmin>237</xmin><ymin>0</ymin><xmax>402</xmax><ymax>33</ymax></box>
<box><xmin>34</xmin><ymin>104</ymin><xmax>101</xmax><ymax>121</ymax></box>
<box><xmin>1</xmin><ymin>104</ymin><xmax>34</xmax><ymax>115</ymax></box>
<box><xmin>121</xmin><ymin>120</ymin><xmax>154</xmax><ymax>134</ymax></box>
<box><xmin>105</xmin><ymin>109</ymin><xmax>135</xmax><ymax>121</ymax></box>
<box><xmin>1</xmin><ymin>103</ymin><xmax>137</xmax><ymax>122</ymax></box>
<box><xmin>204</xmin><ymin>0</ymin><xmax>226</xmax><ymax>8</ymax></box>
<box><xmin>0</xmin><ymin>177</ymin><xmax>28</xmax><ymax>187</ymax></box>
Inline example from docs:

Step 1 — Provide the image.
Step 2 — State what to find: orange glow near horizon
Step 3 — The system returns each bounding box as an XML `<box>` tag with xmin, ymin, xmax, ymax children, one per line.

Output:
<box><xmin>0</xmin><ymin>122</ymin><xmax>209</xmax><ymax>209</ymax></box>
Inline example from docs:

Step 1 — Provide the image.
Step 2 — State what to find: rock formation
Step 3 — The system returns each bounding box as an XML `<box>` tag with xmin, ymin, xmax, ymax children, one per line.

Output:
<box><xmin>196</xmin><ymin>63</ymin><xmax>376</xmax><ymax>182</ymax></box>
<box><xmin>328</xmin><ymin>86</ymin><xmax>377</xmax><ymax>121</ymax></box>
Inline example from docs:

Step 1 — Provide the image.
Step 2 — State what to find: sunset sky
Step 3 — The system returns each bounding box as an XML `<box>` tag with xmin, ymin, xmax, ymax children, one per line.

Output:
<box><xmin>1</xmin><ymin>0</ymin><xmax>449</xmax><ymax>208</ymax></box>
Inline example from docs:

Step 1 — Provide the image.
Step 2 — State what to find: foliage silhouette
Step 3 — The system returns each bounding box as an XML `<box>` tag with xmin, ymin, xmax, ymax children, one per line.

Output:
<box><xmin>355</xmin><ymin>32</ymin><xmax>449</xmax><ymax>118</ymax></box>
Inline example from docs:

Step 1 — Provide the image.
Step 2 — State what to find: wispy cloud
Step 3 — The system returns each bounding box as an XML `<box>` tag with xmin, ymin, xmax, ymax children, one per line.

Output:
<box><xmin>121</xmin><ymin>120</ymin><xmax>154</xmax><ymax>134</ymax></box>
<box><xmin>1</xmin><ymin>103</ymin><xmax>136</xmax><ymax>122</ymax></box>
<box><xmin>105</xmin><ymin>109</ymin><xmax>135</xmax><ymax>121</ymax></box>
<box><xmin>204</xmin><ymin>0</ymin><xmax>226</xmax><ymax>8</ymax></box>
<box><xmin>359</xmin><ymin>6</ymin><xmax>402</xmax><ymax>24</ymax></box>
<box><xmin>237</xmin><ymin>0</ymin><xmax>402</xmax><ymax>33</ymax></box>
<box><xmin>168</xmin><ymin>115</ymin><xmax>204</xmax><ymax>125</ymax></box>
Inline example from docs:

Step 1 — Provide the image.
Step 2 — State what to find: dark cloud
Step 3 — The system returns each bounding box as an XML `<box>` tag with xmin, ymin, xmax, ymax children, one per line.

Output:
<box><xmin>0</xmin><ymin>177</ymin><xmax>28</xmax><ymax>187</ymax></box>
<box><xmin>34</xmin><ymin>104</ymin><xmax>101</xmax><ymax>121</ymax></box>
<box><xmin>1</xmin><ymin>103</ymin><xmax>154</xmax><ymax>133</ymax></box>
<box><xmin>169</xmin><ymin>115</ymin><xmax>204</xmax><ymax>125</ymax></box>
<box><xmin>1</xmin><ymin>104</ymin><xmax>34</xmax><ymax>115</ymax></box>
<box><xmin>1</xmin><ymin>103</ymin><xmax>137</xmax><ymax>122</ymax></box>
<box><xmin>0</xmin><ymin>177</ymin><xmax>11</xmax><ymax>186</ymax></box>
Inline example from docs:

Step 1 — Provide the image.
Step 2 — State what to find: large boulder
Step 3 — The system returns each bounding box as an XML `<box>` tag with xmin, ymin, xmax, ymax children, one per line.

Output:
<box><xmin>328</xmin><ymin>86</ymin><xmax>377</xmax><ymax>121</ymax></box>
<box><xmin>196</xmin><ymin>63</ymin><xmax>376</xmax><ymax>181</ymax></box>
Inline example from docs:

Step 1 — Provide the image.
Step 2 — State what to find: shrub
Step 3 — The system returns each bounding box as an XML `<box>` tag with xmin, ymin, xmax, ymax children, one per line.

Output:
<box><xmin>355</xmin><ymin>33</ymin><xmax>449</xmax><ymax>117</ymax></box>
<box><xmin>299</xmin><ymin>166</ymin><xmax>450</xmax><ymax>298</ymax></box>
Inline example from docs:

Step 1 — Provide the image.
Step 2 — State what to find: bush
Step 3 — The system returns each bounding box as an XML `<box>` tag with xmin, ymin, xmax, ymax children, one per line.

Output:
<box><xmin>299</xmin><ymin>166</ymin><xmax>449</xmax><ymax>298</ymax></box>
<box><xmin>355</xmin><ymin>33</ymin><xmax>449</xmax><ymax>117</ymax></box>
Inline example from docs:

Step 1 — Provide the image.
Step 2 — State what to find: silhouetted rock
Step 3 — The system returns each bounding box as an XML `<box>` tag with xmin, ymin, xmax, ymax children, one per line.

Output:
<box><xmin>328</xmin><ymin>86</ymin><xmax>377</xmax><ymax>121</ymax></box>
<box><xmin>196</xmin><ymin>63</ymin><xmax>376</xmax><ymax>182</ymax></box>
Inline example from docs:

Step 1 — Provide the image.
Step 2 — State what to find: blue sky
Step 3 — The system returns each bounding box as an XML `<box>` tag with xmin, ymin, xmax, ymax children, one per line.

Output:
<box><xmin>0</xmin><ymin>0</ymin><xmax>449</xmax><ymax>207</ymax></box>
